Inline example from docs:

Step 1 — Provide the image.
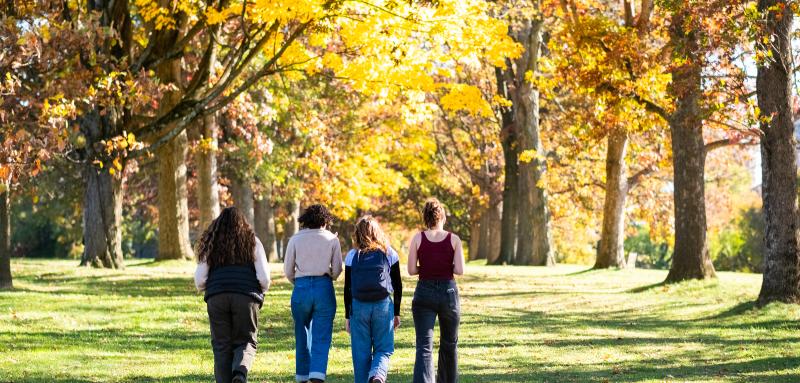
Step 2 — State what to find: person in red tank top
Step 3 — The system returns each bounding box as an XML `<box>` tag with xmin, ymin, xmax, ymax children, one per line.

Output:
<box><xmin>407</xmin><ymin>198</ymin><xmax>465</xmax><ymax>383</ymax></box>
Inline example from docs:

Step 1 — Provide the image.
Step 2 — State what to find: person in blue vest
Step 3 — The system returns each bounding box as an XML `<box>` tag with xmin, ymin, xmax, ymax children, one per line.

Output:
<box><xmin>194</xmin><ymin>207</ymin><xmax>271</xmax><ymax>383</ymax></box>
<box><xmin>344</xmin><ymin>215</ymin><xmax>403</xmax><ymax>383</ymax></box>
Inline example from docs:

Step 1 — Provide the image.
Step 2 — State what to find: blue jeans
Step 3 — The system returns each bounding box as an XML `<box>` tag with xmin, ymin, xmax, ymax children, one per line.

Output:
<box><xmin>350</xmin><ymin>297</ymin><xmax>394</xmax><ymax>383</ymax></box>
<box><xmin>412</xmin><ymin>280</ymin><xmax>460</xmax><ymax>383</ymax></box>
<box><xmin>291</xmin><ymin>276</ymin><xmax>336</xmax><ymax>382</ymax></box>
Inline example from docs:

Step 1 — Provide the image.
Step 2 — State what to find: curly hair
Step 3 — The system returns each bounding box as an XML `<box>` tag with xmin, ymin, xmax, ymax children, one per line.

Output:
<box><xmin>298</xmin><ymin>204</ymin><xmax>334</xmax><ymax>229</ymax></box>
<box><xmin>196</xmin><ymin>207</ymin><xmax>256</xmax><ymax>269</ymax></box>
<box><xmin>353</xmin><ymin>215</ymin><xmax>390</xmax><ymax>253</ymax></box>
<box><xmin>422</xmin><ymin>198</ymin><xmax>446</xmax><ymax>229</ymax></box>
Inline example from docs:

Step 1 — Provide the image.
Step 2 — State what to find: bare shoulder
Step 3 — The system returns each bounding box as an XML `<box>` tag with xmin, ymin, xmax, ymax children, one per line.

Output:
<box><xmin>450</xmin><ymin>232</ymin><xmax>462</xmax><ymax>246</ymax></box>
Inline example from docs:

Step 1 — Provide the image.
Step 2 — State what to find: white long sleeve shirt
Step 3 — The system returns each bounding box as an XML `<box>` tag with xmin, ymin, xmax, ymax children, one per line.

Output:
<box><xmin>194</xmin><ymin>237</ymin><xmax>271</xmax><ymax>292</ymax></box>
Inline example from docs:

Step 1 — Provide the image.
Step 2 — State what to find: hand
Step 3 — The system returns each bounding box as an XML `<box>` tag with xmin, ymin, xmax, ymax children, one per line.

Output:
<box><xmin>393</xmin><ymin>316</ymin><xmax>400</xmax><ymax>330</ymax></box>
<box><xmin>345</xmin><ymin>319</ymin><xmax>351</xmax><ymax>334</ymax></box>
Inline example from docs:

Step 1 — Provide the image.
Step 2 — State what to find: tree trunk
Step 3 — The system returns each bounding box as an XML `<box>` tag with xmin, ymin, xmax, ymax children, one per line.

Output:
<box><xmin>595</xmin><ymin>130</ymin><xmax>629</xmax><ymax>269</ymax></box>
<box><xmin>485</xmin><ymin>201</ymin><xmax>502</xmax><ymax>264</ymax></box>
<box><xmin>495</xmin><ymin>68</ymin><xmax>519</xmax><ymax>266</ymax></box>
<box><xmin>79</xmin><ymin>0</ymin><xmax>129</xmax><ymax>269</ymax></box>
<box><xmin>283</xmin><ymin>199</ymin><xmax>300</xmax><ymax>256</ymax></box>
<box><xmin>254</xmin><ymin>194</ymin><xmax>278</xmax><ymax>262</ymax></box>
<box><xmin>513</xmin><ymin>18</ymin><xmax>554</xmax><ymax>266</ymax></box>
<box><xmin>194</xmin><ymin>23</ymin><xmax>221</xmax><ymax>232</ymax></box>
<box><xmin>756</xmin><ymin>0</ymin><xmax>800</xmax><ymax>305</ymax></box>
<box><xmin>195</xmin><ymin>113</ymin><xmax>220</xmax><ymax>231</ymax></box>
<box><xmin>229</xmin><ymin>175</ymin><xmax>254</xmax><ymax>226</ymax></box>
<box><xmin>665</xmin><ymin>11</ymin><xmax>715</xmax><ymax>282</ymax></box>
<box><xmin>0</xmin><ymin>181</ymin><xmax>12</xmax><ymax>289</ymax></box>
<box><xmin>156</xmin><ymin>130</ymin><xmax>195</xmax><ymax>260</ymax></box>
<box><xmin>153</xmin><ymin>18</ymin><xmax>193</xmax><ymax>261</ymax></box>
<box><xmin>81</xmin><ymin>162</ymin><xmax>125</xmax><ymax>268</ymax></box>
<box><xmin>468</xmin><ymin>215</ymin><xmax>482</xmax><ymax>260</ymax></box>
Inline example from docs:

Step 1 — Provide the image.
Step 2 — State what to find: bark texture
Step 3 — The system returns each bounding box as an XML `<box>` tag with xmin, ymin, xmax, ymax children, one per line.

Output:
<box><xmin>484</xmin><ymin>201</ymin><xmax>502</xmax><ymax>264</ymax></box>
<box><xmin>756</xmin><ymin>0</ymin><xmax>800</xmax><ymax>305</ymax></box>
<box><xmin>80</xmin><ymin>110</ymin><xmax>125</xmax><ymax>268</ymax></box>
<box><xmin>80</xmin><ymin>0</ymin><xmax>129</xmax><ymax>268</ymax></box>
<box><xmin>595</xmin><ymin>131</ymin><xmax>629</xmax><ymax>269</ymax></box>
<box><xmin>495</xmin><ymin>67</ymin><xmax>519</xmax><ymax>265</ymax></box>
<box><xmin>229</xmin><ymin>175</ymin><xmax>254</xmax><ymax>226</ymax></box>
<box><xmin>195</xmin><ymin>110</ymin><xmax>220</xmax><ymax>230</ymax></box>
<box><xmin>156</xmin><ymin>130</ymin><xmax>194</xmax><ymax>260</ymax></box>
<box><xmin>665</xmin><ymin>10</ymin><xmax>715</xmax><ymax>282</ymax></box>
<box><xmin>283</xmin><ymin>199</ymin><xmax>300</xmax><ymax>257</ymax></box>
<box><xmin>254</xmin><ymin>195</ymin><xmax>278</xmax><ymax>262</ymax></box>
<box><xmin>512</xmin><ymin>18</ymin><xmax>554</xmax><ymax>266</ymax></box>
<box><xmin>194</xmin><ymin>23</ymin><xmax>221</xmax><ymax>231</ymax></box>
<box><xmin>153</xmin><ymin>7</ymin><xmax>193</xmax><ymax>261</ymax></box>
<box><xmin>0</xmin><ymin>183</ymin><xmax>12</xmax><ymax>289</ymax></box>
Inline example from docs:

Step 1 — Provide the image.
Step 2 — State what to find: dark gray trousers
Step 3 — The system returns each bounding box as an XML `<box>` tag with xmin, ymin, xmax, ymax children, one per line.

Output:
<box><xmin>207</xmin><ymin>293</ymin><xmax>260</xmax><ymax>383</ymax></box>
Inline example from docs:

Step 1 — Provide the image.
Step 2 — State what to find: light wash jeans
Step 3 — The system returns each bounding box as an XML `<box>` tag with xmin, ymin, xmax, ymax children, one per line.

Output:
<box><xmin>350</xmin><ymin>297</ymin><xmax>394</xmax><ymax>383</ymax></box>
<box><xmin>291</xmin><ymin>276</ymin><xmax>336</xmax><ymax>382</ymax></box>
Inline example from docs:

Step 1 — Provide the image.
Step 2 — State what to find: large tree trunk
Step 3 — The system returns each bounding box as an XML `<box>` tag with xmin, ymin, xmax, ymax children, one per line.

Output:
<box><xmin>153</xmin><ymin>10</ymin><xmax>193</xmax><ymax>261</ymax></box>
<box><xmin>195</xmin><ymin>113</ymin><xmax>220</xmax><ymax>230</ymax></box>
<box><xmin>485</xmin><ymin>201</ymin><xmax>502</xmax><ymax>264</ymax></box>
<box><xmin>495</xmin><ymin>68</ymin><xmax>519</xmax><ymax>266</ymax></box>
<box><xmin>595</xmin><ymin>130</ymin><xmax>629</xmax><ymax>269</ymax></box>
<box><xmin>0</xmin><ymin>181</ymin><xmax>12</xmax><ymax>289</ymax></box>
<box><xmin>81</xmin><ymin>162</ymin><xmax>125</xmax><ymax>268</ymax></box>
<box><xmin>756</xmin><ymin>0</ymin><xmax>800</xmax><ymax>305</ymax></box>
<box><xmin>283</xmin><ymin>199</ymin><xmax>300</xmax><ymax>256</ymax></box>
<box><xmin>79</xmin><ymin>0</ymin><xmax>129</xmax><ymax>268</ymax></box>
<box><xmin>194</xmin><ymin>21</ymin><xmax>221</xmax><ymax>231</ymax></box>
<box><xmin>512</xmin><ymin>18</ymin><xmax>554</xmax><ymax>266</ymax></box>
<box><xmin>229</xmin><ymin>175</ymin><xmax>254</xmax><ymax>226</ymax></box>
<box><xmin>254</xmin><ymin>194</ymin><xmax>278</xmax><ymax>262</ymax></box>
<box><xmin>468</xmin><ymin>215</ymin><xmax>482</xmax><ymax>260</ymax></box>
<box><xmin>665</xmin><ymin>11</ymin><xmax>715</xmax><ymax>282</ymax></box>
<box><xmin>156</xmin><ymin>130</ymin><xmax>194</xmax><ymax>260</ymax></box>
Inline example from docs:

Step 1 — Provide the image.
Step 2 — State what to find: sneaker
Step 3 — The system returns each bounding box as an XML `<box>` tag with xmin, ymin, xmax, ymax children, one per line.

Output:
<box><xmin>232</xmin><ymin>373</ymin><xmax>247</xmax><ymax>383</ymax></box>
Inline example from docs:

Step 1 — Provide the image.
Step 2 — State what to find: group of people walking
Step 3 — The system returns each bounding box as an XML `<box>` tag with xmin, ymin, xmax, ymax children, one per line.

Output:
<box><xmin>194</xmin><ymin>198</ymin><xmax>465</xmax><ymax>383</ymax></box>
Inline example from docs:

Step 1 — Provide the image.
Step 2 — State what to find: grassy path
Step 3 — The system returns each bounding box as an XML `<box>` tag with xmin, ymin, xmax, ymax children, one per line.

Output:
<box><xmin>1</xmin><ymin>259</ymin><xmax>799</xmax><ymax>382</ymax></box>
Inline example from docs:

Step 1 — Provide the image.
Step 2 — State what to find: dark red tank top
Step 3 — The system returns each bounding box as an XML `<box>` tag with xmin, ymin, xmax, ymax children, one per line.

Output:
<box><xmin>417</xmin><ymin>231</ymin><xmax>455</xmax><ymax>281</ymax></box>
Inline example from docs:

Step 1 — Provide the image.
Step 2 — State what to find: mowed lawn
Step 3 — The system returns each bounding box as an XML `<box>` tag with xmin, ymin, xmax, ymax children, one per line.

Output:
<box><xmin>1</xmin><ymin>259</ymin><xmax>799</xmax><ymax>383</ymax></box>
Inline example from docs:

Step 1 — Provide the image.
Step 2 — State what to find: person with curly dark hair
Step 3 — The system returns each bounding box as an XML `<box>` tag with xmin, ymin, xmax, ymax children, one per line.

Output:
<box><xmin>194</xmin><ymin>207</ymin><xmax>271</xmax><ymax>383</ymax></box>
<box><xmin>284</xmin><ymin>204</ymin><xmax>343</xmax><ymax>383</ymax></box>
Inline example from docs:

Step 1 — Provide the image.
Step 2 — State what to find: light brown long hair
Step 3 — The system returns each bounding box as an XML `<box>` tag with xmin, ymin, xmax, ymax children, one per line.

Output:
<box><xmin>196</xmin><ymin>207</ymin><xmax>256</xmax><ymax>269</ymax></box>
<box><xmin>353</xmin><ymin>215</ymin><xmax>390</xmax><ymax>253</ymax></box>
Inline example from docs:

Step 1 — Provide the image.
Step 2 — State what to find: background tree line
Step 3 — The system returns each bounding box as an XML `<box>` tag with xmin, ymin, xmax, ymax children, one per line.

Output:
<box><xmin>1</xmin><ymin>0</ymin><xmax>800</xmax><ymax>306</ymax></box>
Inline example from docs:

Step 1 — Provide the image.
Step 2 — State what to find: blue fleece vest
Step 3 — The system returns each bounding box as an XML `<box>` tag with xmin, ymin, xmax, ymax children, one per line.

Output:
<box><xmin>204</xmin><ymin>264</ymin><xmax>264</xmax><ymax>304</ymax></box>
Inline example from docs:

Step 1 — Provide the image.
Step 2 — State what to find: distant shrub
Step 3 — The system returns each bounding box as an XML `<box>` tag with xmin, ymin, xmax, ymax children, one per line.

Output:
<box><xmin>624</xmin><ymin>225</ymin><xmax>671</xmax><ymax>269</ymax></box>
<box><xmin>709</xmin><ymin>207</ymin><xmax>764</xmax><ymax>273</ymax></box>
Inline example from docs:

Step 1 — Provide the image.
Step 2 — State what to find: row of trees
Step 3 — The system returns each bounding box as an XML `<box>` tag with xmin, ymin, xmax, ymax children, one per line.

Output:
<box><xmin>1</xmin><ymin>0</ymin><xmax>799</xmax><ymax>306</ymax></box>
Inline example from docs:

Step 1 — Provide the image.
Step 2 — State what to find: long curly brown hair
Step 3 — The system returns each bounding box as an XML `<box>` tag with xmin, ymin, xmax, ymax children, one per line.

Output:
<box><xmin>196</xmin><ymin>207</ymin><xmax>256</xmax><ymax>269</ymax></box>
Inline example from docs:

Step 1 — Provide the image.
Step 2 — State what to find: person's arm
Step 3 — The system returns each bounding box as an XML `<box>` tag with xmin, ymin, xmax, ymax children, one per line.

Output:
<box><xmin>194</xmin><ymin>262</ymin><xmax>209</xmax><ymax>291</ymax></box>
<box><xmin>344</xmin><ymin>265</ymin><xmax>352</xmax><ymax>321</ymax></box>
<box><xmin>254</xmin><ymin>237</ymin><xmax>271</xmax><ymax>292</ymax></box>
<box><xmin>283</xmin><ymin>237</ymin><xmax>297</xmax><ymax>284</ymax></box>
<box><xmin>452</xmin><ymin>234</ymin><xmax>465</xmax><ymax>276</ymax></box>
<box><xmin>407</xmin><ymin>233</ymin><xmax>420</xmax><ymax>276</ymax></box>
<box><xmin>331</xmin><ymin>237</ymin><xmax>343</xmax><ymax>280</ymax></box>
<box><xmin>390</xmin><ymin>261</ymin><xmax>402</xmax><ymax>317</ymax></box>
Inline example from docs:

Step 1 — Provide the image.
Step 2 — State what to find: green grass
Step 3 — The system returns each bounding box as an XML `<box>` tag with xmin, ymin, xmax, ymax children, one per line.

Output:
<box><xmin>1</xmin><ymin>259</ymin><xmax>799</xmax><ymax>383</ymax></box>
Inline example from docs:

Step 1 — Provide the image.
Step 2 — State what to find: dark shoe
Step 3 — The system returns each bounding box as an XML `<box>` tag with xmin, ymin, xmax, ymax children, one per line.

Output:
<box><xmin>232</xmin><ymin>372</ymin><xmax>247</xmax><ymax>383</ymax></box>
<box><xmin>310</xmin><ymin>380</ymin><xmax>324</xmax><ymax>383</ymax></box>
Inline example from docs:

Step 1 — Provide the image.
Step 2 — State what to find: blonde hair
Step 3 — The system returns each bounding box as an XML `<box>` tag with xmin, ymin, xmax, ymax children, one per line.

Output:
<box><xmin>422</xmin><ymin>198</ymin><xmax>446</xmax><ymax>229</ymax></box>
<box><xmin>353</xmin><ymin>215</ymin><xmax>390</xmax><ymax>253</ymax></box>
